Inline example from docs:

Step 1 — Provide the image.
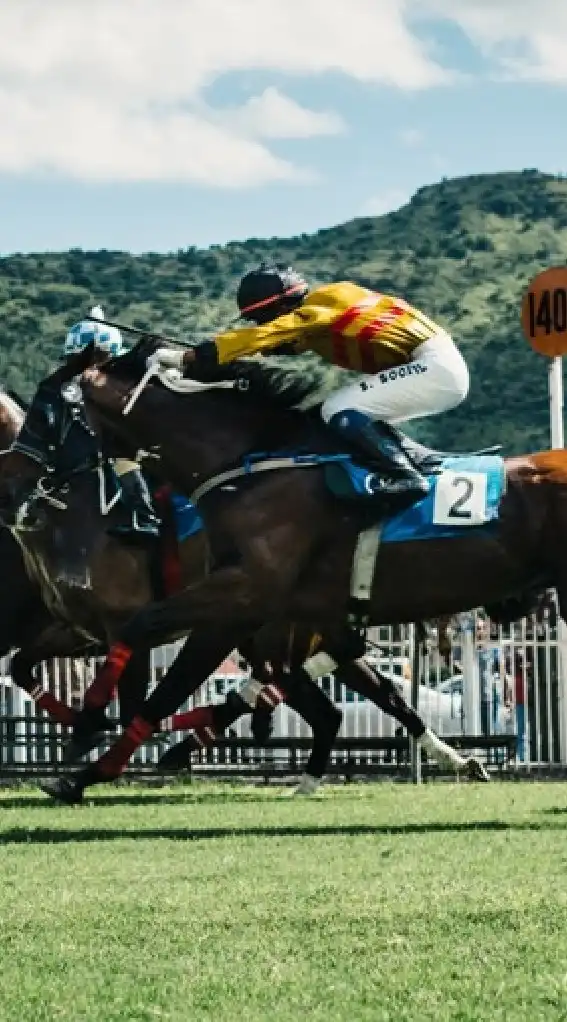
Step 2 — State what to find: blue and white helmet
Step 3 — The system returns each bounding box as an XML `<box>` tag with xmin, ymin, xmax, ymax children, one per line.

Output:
<box><xmin>63</xmin><ymin>305</ymin><xmax>125</xmax><ymax>358</ymax></box>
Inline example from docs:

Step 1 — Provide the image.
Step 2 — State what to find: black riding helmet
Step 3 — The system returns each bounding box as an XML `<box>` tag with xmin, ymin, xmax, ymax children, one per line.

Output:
<box><xmin>237</xmin><ymin>263</ymin><xmax>309</xmax><ymax>325</ymax></box>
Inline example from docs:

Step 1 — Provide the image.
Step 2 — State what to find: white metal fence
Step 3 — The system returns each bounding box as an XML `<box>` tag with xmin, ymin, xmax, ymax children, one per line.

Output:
<box><xmin>1</xmin><ymin>599</ymin><xmax>566</xmax><ymax>773</ymax></box>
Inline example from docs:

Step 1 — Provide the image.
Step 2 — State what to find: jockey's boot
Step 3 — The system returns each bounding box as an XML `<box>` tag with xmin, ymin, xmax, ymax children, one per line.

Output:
<box><xmin>110</xmin><ymin>468</ymin><xmax>161</xmax><ymax>539</ymax></box>
<box><xmin>328</xmin><ymin>409</ymin><xmax>430</xmax><ymax>502</ymax></box>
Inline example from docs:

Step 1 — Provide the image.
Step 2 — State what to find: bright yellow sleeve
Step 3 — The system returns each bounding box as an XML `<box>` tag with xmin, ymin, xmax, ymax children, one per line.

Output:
<box><xmin>212</xmin><ymin>303</ymin><xmax>335</xmax><ymax>364</ymax></box>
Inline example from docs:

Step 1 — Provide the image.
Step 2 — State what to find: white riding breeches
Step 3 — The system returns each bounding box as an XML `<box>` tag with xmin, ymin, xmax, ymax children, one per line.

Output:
<box><xmin>321</xmin><ymin>334</ymin><xmax>469</xmax><ymax>425</ymax></box>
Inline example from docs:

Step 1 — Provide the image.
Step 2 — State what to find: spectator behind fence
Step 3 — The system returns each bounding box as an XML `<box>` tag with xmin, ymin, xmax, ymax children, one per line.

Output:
<box><xmin>475</xmin><ymin>615</ymin><xmax>507</xmax><ymax>737</ymax></box>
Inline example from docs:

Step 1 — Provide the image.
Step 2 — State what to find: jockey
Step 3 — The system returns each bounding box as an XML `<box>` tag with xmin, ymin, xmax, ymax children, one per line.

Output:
<box><xmin>13</xmin><ymin>305</ymin><xmax>160</xmax><ymax>538</ymax></box>
<box><xmin>155</xmin><ymin>265</ymin><xmax>470</xmax><ymax>502</ymax></box>
<box><xmin>64</xmin><ymin>306</ymin><xmax>160</xmax><ymax>537</ymax></box>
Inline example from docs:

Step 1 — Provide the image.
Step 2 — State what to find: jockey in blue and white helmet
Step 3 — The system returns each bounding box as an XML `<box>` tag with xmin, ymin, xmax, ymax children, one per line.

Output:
<box><xmin>62</xmin><ymin>304</ymin><xmax>159</xmax><ymax>537</ymax></box>
<box><xmin>63</xmin><ymin>305</ymin><xmax>125</xmax><ymax>360</ymax></box>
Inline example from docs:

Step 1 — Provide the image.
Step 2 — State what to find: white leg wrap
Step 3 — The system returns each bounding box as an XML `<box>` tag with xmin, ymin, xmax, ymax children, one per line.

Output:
<box><xmin>419</xmin><ymin>728</ymin><xmax>465</xmax><ymax>769</ymax></box>
<box><xmin>239</xmin><ymin>679</ymin><xmax>264</xmax><ymax>708</ymax></box>
<box><xmin>303</xmin><ymin>651</ymin><xmax>339</xmax><ymax>681</ymax></box>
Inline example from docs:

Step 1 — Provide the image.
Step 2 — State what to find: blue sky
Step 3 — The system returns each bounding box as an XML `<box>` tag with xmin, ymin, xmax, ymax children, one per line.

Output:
<box><xmin>0</xmin><ymin>0</ymin><xmax>565</xmax><ymax>254</ymax></box>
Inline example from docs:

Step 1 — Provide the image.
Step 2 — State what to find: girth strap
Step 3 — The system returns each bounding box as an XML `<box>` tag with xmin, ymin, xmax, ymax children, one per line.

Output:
<box><xmin>189</xmin><ymin>453</ymin><xmax>348</xmax><ymax>504</ymax></box>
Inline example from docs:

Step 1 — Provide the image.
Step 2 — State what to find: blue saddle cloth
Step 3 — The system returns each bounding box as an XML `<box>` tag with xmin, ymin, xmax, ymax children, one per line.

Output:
<box><xmin>169</xmin><ymin>454</ymin><xmax>505</xmax><ymax>546</ymax></box>
<box><xmin>325</xmin><ymin>454</ymin><xmax>505</xmax><ymax>542</ymax></box>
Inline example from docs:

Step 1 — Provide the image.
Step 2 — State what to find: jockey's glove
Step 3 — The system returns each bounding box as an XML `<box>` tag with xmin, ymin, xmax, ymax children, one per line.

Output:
<box><xmin>146</xmin><ymin>342</ymin><xmax>218</xmax><ymax>376</ymax></box>
<box><xmin>146</xmin><ymin>347</ymin><xmax>185</xmax><ymax>370</ymax></box>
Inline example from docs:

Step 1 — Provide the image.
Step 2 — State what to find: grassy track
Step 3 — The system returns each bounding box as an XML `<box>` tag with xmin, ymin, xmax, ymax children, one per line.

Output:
<box><xmin>0</xmin><ymin>781</ymin><xmax>567</xmax><ymax>1021</ymax></box>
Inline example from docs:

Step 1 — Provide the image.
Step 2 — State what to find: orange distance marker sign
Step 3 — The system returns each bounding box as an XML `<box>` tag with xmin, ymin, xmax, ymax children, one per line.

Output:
<box><xmin>521</xmin><ymin>267</ymin><xmax>567</xmax><ymax>357</ymax></box>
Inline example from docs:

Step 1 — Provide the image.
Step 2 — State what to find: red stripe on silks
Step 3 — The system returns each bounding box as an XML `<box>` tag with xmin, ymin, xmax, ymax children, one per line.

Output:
<box><xmin>154</xmin><ymin>485</ymin><xmax>183</xmax><ymax>597</ymax></box>
<box><xmin>356</xmin><ymin>305</ymin><xmax>407</xmax><ymax>373</ymax></box>
<box><xmin>170</xmin><ymin>705</ymin><xmax>215</xmax><ymax>732</ymax></box>
<box><xmin>331</xmin><ymin>300</ymin><xmax>375</xmax><ymax>334</ymax></box>
<box><xmin>83</xmin><ymin>641</ymin><xmax>133</xmax><ymax>711</ymax></box>
<box><xmin>36</xmin><ymin>692</ymin><xmax>77</xmax><ymax>727</ymax></box>
<box><xmin>330</xmin><ymin>299</ymin><xmax>379</xmax><ymax>369</ymax></box>
<box><xmin>96</xmin><ymin>715</ymin><xmax>155</xmax><ymax>779</ymax></box>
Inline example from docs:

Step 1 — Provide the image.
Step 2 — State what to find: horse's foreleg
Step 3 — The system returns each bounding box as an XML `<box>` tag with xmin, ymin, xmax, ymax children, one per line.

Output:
<box><xmin>11</xmin><ymin>649</ymin><xmax>77</xmax><ymax>726</ymax></box>
<box><xmin>42</xmin><ymin>627</ymin><xmax>247</xmax><ymax>802</ymax></box>
<box><xmin>74</xmin><ymin>568</ymin><xmax>262</xmax><ymax>723</ymax></box>
<box><xmin>157</xmin><ymin>669</ymin><xmax>277</xmax><ymax>771</ymax></box>
<box><xmin>341</xmin><ymin>658</ymin><xmax>488</xmax><ymax>779</ymax></box>
<box><xmin>337</xmin><ymin>659</ymin><xmax>428</xmax><ymax>740</ymax></box>
<box><xmin>283</xmin><ymin>674</ymin><xmax>342</xmax><ymax>794</ymax></box>
<box><xmin>9</xmin><ymin>621</ymin><xmax>91</xmax><ymax>727</ymax></box>
<box><xmin>62</xmin><ymin>647</ymin><xmax>157</xmax><ymax>763</ymax></box>
<box><xmin>116</xmin><ymin>650</ymin><xmax>152</xmax><ymax>727</ymax></box>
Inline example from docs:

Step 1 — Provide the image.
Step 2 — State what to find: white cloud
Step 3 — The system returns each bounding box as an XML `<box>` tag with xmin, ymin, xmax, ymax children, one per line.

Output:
<box><xmin>0</xmin><ymin>91</ymin><xmax>307</xmax><ymax>187</ymax></box>
<box><xmin>0</xmin><ymin>0</ymin><xmax>455</xmax><ymax>187</ymax></box>
<box><xmin>360</xmin><ymin>189</ymin><xmax>409</xmax><ymax>216</ymax></box>
<box><xmin>417</xmin><ymin>1</ymin><xmax>567</xmax><ymax>82</ymax></box>
<box><xmin>399</xmin><ymin>128</ymin><xmax>424</xmax><ymax>147</ymax></box>
<box><xmin>224</xmin><ymin>88</ymin><xmax>345</xmax><ymax>140</ymax></box>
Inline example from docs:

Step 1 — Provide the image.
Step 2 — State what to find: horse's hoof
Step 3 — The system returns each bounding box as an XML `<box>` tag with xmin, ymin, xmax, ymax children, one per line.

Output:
<box><xmin>40</xmin><ymin>777</ymin><xmax>85</xmax><ymax>805</ymax></box>
<box><xmin>464</xmin><ymin>757</ymin><xmax>490</xmax><ymax>782</ymax></box>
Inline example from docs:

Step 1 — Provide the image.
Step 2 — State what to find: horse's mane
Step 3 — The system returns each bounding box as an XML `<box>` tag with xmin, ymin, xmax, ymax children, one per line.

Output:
<box><xmin>101</xmin><ymin>336</ymin><xmax>334</xmax><ymax>452</ymax></box>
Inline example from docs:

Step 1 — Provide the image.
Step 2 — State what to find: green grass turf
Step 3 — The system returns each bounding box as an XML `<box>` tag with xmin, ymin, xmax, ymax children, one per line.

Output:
<box><xmin>0</xmin><ymin>781</ymin><xmax>566</xmax><ymax>1021</ymax></box>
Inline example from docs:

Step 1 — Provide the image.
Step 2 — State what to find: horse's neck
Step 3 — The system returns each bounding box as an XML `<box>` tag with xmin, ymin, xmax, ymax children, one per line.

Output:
<box><xmin>143</xmin><ymin>388</ymin><xmax>327</xmax><ymax>483</ymax></box>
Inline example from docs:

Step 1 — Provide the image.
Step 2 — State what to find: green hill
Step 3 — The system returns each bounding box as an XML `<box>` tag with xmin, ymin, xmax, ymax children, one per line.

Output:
<box><xmin>2</xmin><ymin>167</ymin><xmax>567</xmax><ymax>454</ymax></box>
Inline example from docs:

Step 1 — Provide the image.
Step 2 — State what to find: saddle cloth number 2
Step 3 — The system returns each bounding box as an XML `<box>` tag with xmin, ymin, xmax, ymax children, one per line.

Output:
<box><xmin>432</xmin><ymin>470</ymin><xmax>488</xmax><ymax>527</ymax></box>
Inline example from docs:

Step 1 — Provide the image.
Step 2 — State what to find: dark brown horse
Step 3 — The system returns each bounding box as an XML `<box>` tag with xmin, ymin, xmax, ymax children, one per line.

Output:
<box><xmin>0</xmin><ymin>379</ymin><xmax>490</xmax><ymax>800</ymax></box>
<box><xmin>0</xmin><ymin>389</ymin><xmax>157</xmax><ymax>731</ymax></box>
<box><xmin>1</xmin><ymin>334</ymin><xmax>550</xmax><ymax>798</ymax></box>
<box><xmin>70</xmin><ymin>343</ymin><xmax>560</xmax><ymax>637</ymax></box>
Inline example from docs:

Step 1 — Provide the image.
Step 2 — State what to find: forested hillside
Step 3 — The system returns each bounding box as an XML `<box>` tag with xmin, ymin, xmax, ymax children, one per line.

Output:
<box><xmin>2</xmin><ymin>168</ymin><xmax>567</xmax><ymax>453</ymax></box>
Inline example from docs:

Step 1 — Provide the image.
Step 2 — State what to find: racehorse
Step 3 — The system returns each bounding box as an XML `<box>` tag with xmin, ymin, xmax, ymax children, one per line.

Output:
<box><xmin>1</xmin><ymin>336</ymin><xmax>553</xmax><ymax>798</ymax></box>
<box><xmin>68</xmin><ymin>339</ymin><xmax>560</xmax><ymax>634</ymax></box>
<box><xmin>0</xmin><ymin>388</ymin><xmax>155</xmax><ymax>731</ymax></box>
<box><xmin>33</xmin><ymin>333</ymin><xmax>548</xmax><ymax>795</ymax></box>
<box><xmin>0</xmin><ymin>380</ymin><xmax>490</xmax><ymax>801</ymax></box>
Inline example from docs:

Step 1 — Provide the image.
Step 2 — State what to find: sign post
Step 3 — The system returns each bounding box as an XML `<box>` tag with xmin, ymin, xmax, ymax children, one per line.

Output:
<box><xmin>521</xmin><ymin>268</ymin><xmax>567</xmax><ymax>763</ymax></box>
<box><xmin>549</xmin><ymin>357</ymin><xmax>564</xmax><ymax>450</ymax></box>
<box><xmin>520</xmin><ymin>266</ymin><xmax>567</xmax><ymax>448</ymax></box>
